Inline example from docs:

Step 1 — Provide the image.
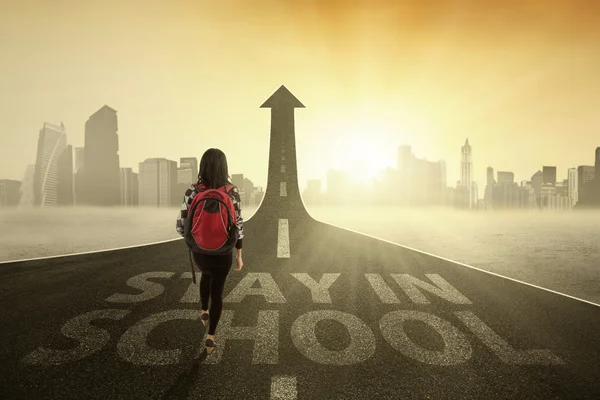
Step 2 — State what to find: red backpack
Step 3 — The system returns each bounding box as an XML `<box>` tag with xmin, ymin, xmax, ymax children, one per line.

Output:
<box><xmin>183</xmin><ymin>183</ymin><xmax>239</xmax><ymax>282</ymax></box>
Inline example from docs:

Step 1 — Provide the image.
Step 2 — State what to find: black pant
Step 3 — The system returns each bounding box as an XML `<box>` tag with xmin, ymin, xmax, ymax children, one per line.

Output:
<box><xmin>192</xmin><ymin>252</ymin><xmax>232</xmax><ymax>335</ymax></box>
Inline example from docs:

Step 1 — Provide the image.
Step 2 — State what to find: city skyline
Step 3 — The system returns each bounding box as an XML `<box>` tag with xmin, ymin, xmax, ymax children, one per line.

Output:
<box><xmin>2</xmin><ymin>0</ymin><xmax>599</xmax><ymax>189</ymax></box>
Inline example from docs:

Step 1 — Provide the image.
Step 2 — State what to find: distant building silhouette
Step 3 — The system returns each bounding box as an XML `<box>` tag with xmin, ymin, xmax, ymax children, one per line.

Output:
<box><xmin>138</xmin><ymin>158</ymin><xmax>177</xmax><ymax>207</ymax></box>
<box><xmin>530</xmin><ymin>170</ymin><xmax>543</xmax><ymax>208</ymax></box>
<box><xmin>18</xmin><ymin>164</ymin><xmax>35</xmax><ymax>207</ymax></box>
<box><xmin>483</xmin><ymin>166</ymin><xmax>495</xmax><ymax>209</ymax></box>
<box><xmin>81</xmin><ymin>106</ymin><xmax>120</xmax><ymax>206</ymax></box>
<box><xmin>326</xmin><ymin>169</ymin><xmax>350</xmax><ymax>205</ymax></box>
<box><xmin>74</xmin><ymin>147</ymin><xmax>84</xmax><ymax>206</ymax></box>
<box><xmin>576</xmin><ymin>165</ymin><xmax>595</xmax><ymax>206</ymax></box>
<box><xmin>243</xmin><ymin>177</ymin><xmax>255</xmax><ymax>208</ymax></box>
<box><xmin>302</xmin><ymin>179</ymin><xmax>322</xmax><ymax>205</ymax></box>
<box><xmin>497</xmin><ymin>171</ymin><xmax>514</xmax><ymax>184</ymax></box>
<box><xmin>178</xmin><ymin>157</ymin><xmax>198</xmax><ymax>185</ymax></box>
<box><xmin>542</xmin><ymin>166</ymin><xmax>557</xmax><ymax>186</ymax></box>
<box><xmin>568</xmin><ymin>168</ymin><xmax>578</xmax><ymax>206</ymax></box>
<box><xmin>119</xmin><ymin>167</ymin><xmax>139</xmax><ymax>207</ymax></box>
<box><xmin>396</xmin><ymin>145</ymin><xmax>446</xmax><ymax>206</ymax></box>
<box><xmin>231</xmin><ymin>173</ymin><xmax>246</xmax><ymax>204</ymax></box>
<box><xmin>460</xmin><ymin>138</ymin><xmax>474</xmax><ymax>209</ymax></box>
<box><xmin>56</xmin><ymin>144</ymin><xmax>74</xmax><ymax>206</ymax></box>
<box><xmin>33</xmin><ymin>122</ymin><xmax>68</xmax><ymax>207</ymax></box>
<box><xmin>594</xmin><ymin>147</ymin><xmax>600</xmax><ymax>205</ymax></box>
<box><xmin>0</xmin><ymin>179</ymin><xmax>21</xmax><ymax>207</ymax></box>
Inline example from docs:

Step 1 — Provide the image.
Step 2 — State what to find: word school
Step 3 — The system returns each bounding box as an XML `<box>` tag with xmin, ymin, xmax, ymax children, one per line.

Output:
<box><xmin>22</xmin><ymin>272</ymin><xmax>564</xmax><ymax>367</ymax></box>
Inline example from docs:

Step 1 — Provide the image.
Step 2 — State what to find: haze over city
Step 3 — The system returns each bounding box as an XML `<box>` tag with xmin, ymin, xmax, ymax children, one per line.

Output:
<box><xmin>2</xmin><ymin>0</ymin><xmax>599</xmax><ymax>190</ymax></box>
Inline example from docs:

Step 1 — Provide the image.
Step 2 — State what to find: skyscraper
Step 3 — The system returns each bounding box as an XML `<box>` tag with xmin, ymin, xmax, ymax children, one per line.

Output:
<box><xmin>18</xmin><ymin>164</ymin><xmax>35</xmax><ymax>207</ymax></box>
<box><xmin>33</xmin><ymin>122</ymin><xmax>68</xmax><ymax>207</ymax></box>
<box><xmin>594</xmin><ymin>147</ymin><xmax>600</xmax><ymax>204</ymax></box>
<box><xmin>460</xmin><ymin>138</ymin><xmax>473</xmax><ymax>208</ymax></box>
<box><xmin>568</xmin><ymin>168</ymin><xmax>578</xmax><ymax>206</ymax></box>
<box><xmin>56</xmin><ymin>144</ymin><xmax>74</xmax><ymax>205</ymax></box>
<box><xmin>542</xmin><ymin>166</ymin><xmax>557</xmax><ymax>186</ymax></box>
<box><xmin>0</xmin><ymin>180</ymin><xmax>21</xmax><ymax>207</ymax></box>
<box><xmin>82</xmin><ymin>105</ymin><xmax>120</xmax><ymax>206</ymax></box>
<box><xmin>577</xmin><ymin>165</ymin><xmax>595</xmax><ymax>205</ymax></box>
<box><xmin>120</xmin><ymin>167</ymin><xmax>139</xmax><ymax>207</ymax></box>
<box><xmin>179</xmin><ymin>157</ymin><xmax>198</xmax><ymax>184</ymax></box>
<box><xmin>138</xmin><ymin>158</ymin><xmax>177</xmax><ymax>207</ymax></box>
<box><xmin>497</xmin><ymin>171</ymin><xmax>514</xmax><ymax>184</ymax></box>
<box><xmin>484</xmin><ymin>166</ymin><xmax>495</xmax><ymax>209</ymax></box>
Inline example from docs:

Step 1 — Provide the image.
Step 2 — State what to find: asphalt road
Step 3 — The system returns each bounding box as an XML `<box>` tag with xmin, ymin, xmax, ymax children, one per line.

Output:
<box><xmin>1</xmin><ymin>86</ymin><xmax>599</xmax><ymax>399</ymax></box>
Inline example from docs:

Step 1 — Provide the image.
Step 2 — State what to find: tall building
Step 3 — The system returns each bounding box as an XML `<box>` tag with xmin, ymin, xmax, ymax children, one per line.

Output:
<box><xmin>0</xmin><ymin>179</ymin><xmax>21</xmax><ymax>207</ymax></box>
<box><xmin>497</xmin><ymin>171</ymin><xmax>514</xmax><ymax>184</ymax></box>
<box><xmin>577</xmin><ymin>165</ymin><xmax>595</xmax><ymax>205</ymax></box>
<box><xmin>33</xmin><ymin>122</ymin><xmax>68</xmax><ymax>207</ymax></box>
<box><xmin>18</xmin><ymin>164</ymin><xmax>35</xmax><ymax>207</ymax></box>
<box><xmin>531</xmin><ymin>170</ymin><xmax>543</xmax><ymax>208</ymax></box>
<box><xmin>484</xmin><ymin>166</ymin><xmax>495</xmax><ymax>209</ymax></box>
<box><xmin>542</xmin><ymin>166</ymin><xmax>557</xmax><ymax>186</ymax></box>
<box><xmin>74</xmin><ymin>147</ymin><xmax>85</xmax><ymax>172</ymax></box>
<box><xmin>120</xmin><ymin>167</ymin><xmax>139</xmax><ymax>207</ymax></box>
<box><xmin>326</xmin><ymin>169</ymin><xmax>349</xmax><ymax>205</ymax></box>
<box><xmin>568</xmin><ymin>168</ymin><xmax>578</xmax><ymax>206</ymax></box>
<box><xmin>178</xmin><ymin>157</ymin><xmax>198</xmax><ymax>185</ymax></box>
<box><xmin>396</xmin><ymin>145</ymin><xmax>445</xmax><ymax>206</ymax></box>
<box><xmin>460</xmin><ymin>138</ymin><xmax>473</xmax><ymax>208</ymax></box>
<box><xmin>594</xmin><ymin>147</ymin><xmax>600</xmax><ymax>204</ymax></box>
<box><xmin>56</xmin><ymin>144</ymin><xmax>74</xmax><ymax>205</ymax></box>
<box><xmin>81</xmin><ymin>105</ymin><xmax>120</xmax><ymax>206</ymax></box>
<box><xmin>231</xmin><ymin>173</ymin><xmax>245</xmax><ymax>203</ymax></box>
<box><xmin>180</xmin><ymin>157</ymin><xmax>198</xmax><ymax>180</ymax></box>
<box><xmin>138</xmin><ymin>158</ymin><xmax>177</xmax><ymax>207</ymax></box>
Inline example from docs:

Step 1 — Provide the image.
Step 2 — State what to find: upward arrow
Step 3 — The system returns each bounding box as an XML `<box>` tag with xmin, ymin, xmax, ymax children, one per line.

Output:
<box><xmin>260</xmin><ymin>85</ymin><xmax>305</xmax><ymax>109</ymax></box>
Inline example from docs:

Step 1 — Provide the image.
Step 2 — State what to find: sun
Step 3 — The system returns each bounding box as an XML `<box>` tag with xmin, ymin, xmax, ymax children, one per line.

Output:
<box><xmin>332</xmin><ymin>129</ymin><xmax>392</xmax><ymax>184</ymax></box>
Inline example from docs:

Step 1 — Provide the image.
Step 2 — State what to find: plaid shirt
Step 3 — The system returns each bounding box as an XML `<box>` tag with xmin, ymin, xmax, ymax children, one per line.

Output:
<box><xmin>176</xmin><ymin>183</ymin><xmax>244</xmax><ymax>248</ymax></box>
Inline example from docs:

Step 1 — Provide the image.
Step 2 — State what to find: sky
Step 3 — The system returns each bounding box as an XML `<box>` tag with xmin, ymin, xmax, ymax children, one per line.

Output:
<box><xmin>1</xmin><ymin>0</ymin><xmax>599</xmax><ymax>190</ymax></box>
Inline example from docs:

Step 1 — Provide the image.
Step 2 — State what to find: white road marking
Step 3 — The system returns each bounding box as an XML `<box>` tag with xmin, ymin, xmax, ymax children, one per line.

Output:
<box><xmin>281</xmin><ymin>165</ymin><xmax>286</xmax><ymax>173</ymax></box>
<box><xmin>277</xmin><ymin>219</ymin><xmax>290</xmax><ymax>258</ymax></box>
<box><xmin>271</xmin><ymin>376</ymin><xmax>297</xmax><ymax>400</ymax></box>
<box><xmin>280</xmin><ymin>182</ymin><xmax>287</xmax><ymax>197</ymax></box>
<box><xmin>281</xmin><ymin>155</ymin><xmax>285</xmax><ymax>161</ymax></box>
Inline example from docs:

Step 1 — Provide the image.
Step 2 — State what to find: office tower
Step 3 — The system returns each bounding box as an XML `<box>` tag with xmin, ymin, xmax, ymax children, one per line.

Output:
<box><xmin>56</xmin><ymin>144</ymin><xmax>74</xmax><ymax>205</ymax></box>
<box><xmin>138</xmin><ymin>158</ymin><xmax>177</xmax><ymax>207</ymax></box>
<box><xmin>397</xmin><ymin>145</ymin><xmax>414</xmax><ymax>205</ymax></box>
<box><xmin>74</xmin><ymin>147</ymin><xmax>85</xmax><ymax>172</ymax></box>
<box><xmin>120</xmin><ymin>167</ymin><xmax>139</xmax><ymax>207</ymax></box>
<box><xmin>396</xmin><ymin>145</ymin><xmax>445</xmax><ymax>206</ymax></box>
<box><xmin>33</xmin><ymin>122</ymin><xmax>68</xmax><ymax>207</ymax></box>
<box><xmin>497</xmin><ymin>171</ymin><xmax>514</xmax><ymax>184</ymax></box>
<box><xmin>243</xmin><ymin>177</ymin><xmax>255</xmax><ymax>207</ymax></box>
<box><xmin>18</xmin><ymin>164</ymin><xmax>35</xmax><ymax>207</ymax></box>
<box><xmin>577</xmin><ymin>165</ymin><xmax>595</xmax><ymax>205</ymax></box>
<box><xmin>460</xmin><ymin>138</ymin><xmax>473</xmax><ymax>208</ymax></box>
<box><xmin>178</xmin><ymin>157</ymin><xmax>198</xmax><ymax>185</ymax></box>
<box><xmin>231</xmin><ymin>173</ymin><xmax>244</xmax><ymax>203</ymax></box>
<box><xmin>82</xmin><ymin>105</ymin><xmax>120</xmax><ymax>206</ymax></box>
<box><xmin>0</xmin><ymin>179</ymin><xmax>21</xmax><ymax>207</ymax></box>
<box><xmin>484</xmin><ymin>166</ymin><xmax>495</xmax><ymax>209</ymax></box>
<box><xmin>303</xmin><ymin>179</ymin><xmax>322</xmax><ymax>205</ymax></box>
<box><xmin>594</xmin><ymin>147</ymin><xmax>600</xmax><ymax>204</ymax></box>
<box><xmin>568</xmin><ymin>168</ymin><xmax>578</xmax><ymax>206</ymax></box>
<box><xmin>531</xmin><ymin>170</ymin><xmax>543</xmax><ymax>208</ymax></box>
<box><xmin>542</xmin><ymin>166</ymin><xmax>557</xmax><ymax>186</ymax></box>
<box><xmin>180</xmin><ymin>157</ymin><xmax>198</xmax><ymax>180</ymax></box>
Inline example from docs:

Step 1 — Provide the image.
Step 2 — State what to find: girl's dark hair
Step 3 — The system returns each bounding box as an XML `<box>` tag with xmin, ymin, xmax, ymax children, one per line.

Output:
<box><xmin>197</xmin><ymin>148</ymin><xmax>231</xmax><ymax>188</ymax></box>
